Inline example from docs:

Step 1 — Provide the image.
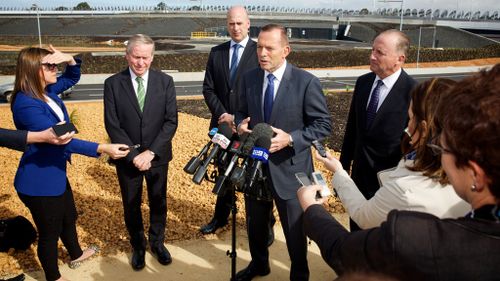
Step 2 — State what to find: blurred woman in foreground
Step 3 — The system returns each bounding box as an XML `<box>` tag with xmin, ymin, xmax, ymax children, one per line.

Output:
<box><xmin>11</xmin><ymin>46</ymin><xmax>129</xmax><ymax>281</ymax></box>
<box><xmin>315</xmin><ymin>78</ymin><xmax>469</xmax><ymax>229</ymax></box>
<box><xmin>297</xmin><ymin>64</ymin><xmax>500</xmax><ymax>280</ymax></box>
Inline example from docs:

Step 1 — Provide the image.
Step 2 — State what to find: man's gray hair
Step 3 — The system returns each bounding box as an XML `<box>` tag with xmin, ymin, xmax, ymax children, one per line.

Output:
<box><xmin>126</xmin><ymin>34</ymin><xmax>155</xmax><ymax>54</ymax></box>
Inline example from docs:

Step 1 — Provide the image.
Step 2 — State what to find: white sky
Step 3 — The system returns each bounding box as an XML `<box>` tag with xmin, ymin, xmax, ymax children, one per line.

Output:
<box><xmin>3</xmin><ymin>0</ymin><xmax>498</xmax><ymax>12</ymax></box>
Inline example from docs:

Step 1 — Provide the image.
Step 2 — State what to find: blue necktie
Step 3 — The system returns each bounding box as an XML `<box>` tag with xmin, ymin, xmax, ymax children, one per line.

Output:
<box><xmin>366</xmin><ymin>80</ymin><xmax>384</xmax><ymax>129</ymax></box>
<box><xmin>229</xmin><ymin>44</ymin><xmax>241</xmax><ymax>85</ymax></box>
<box><xmin>264</xmin><ymin>74</ymin><xmax>275</xmax><ymax>123</ymax></box>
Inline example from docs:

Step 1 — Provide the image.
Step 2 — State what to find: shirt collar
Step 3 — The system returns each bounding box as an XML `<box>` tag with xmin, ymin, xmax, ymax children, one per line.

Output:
<box><xmin>376</xmin><ymin>68</ymin><xmax>402</xmax><ymax>88</ymax></box>
<box><xmin>231</xmin><ymin>36</ymin><xmax>250</xmax><ymax>49</ymax></box>
<box><xmin>129</xmin><ymin>68</ymin><xmax>149</xmax><ymax>83</ymax></box>
<box><xmin>265</xmin><ymin>60</ymin><xmax>287</xmax><ymax>82</ymax></box>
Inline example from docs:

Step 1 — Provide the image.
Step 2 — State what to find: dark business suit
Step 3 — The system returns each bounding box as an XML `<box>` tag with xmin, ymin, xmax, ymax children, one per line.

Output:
<box><xmin>340</xmin><ymin>70</ymin><xmax>416</xmax><ymax>199</ymax></box>
<box><xmin>202</xmin><ymin>39</ymin><xmax>259</xmax><ymax>223</ymax></box>
<box><xmin>104</xmin><ymin>68</ymin><xmax>178</xmax><ymax>251</ymax></box>
<box><xmin>0</xmin><ymin>128</ymin><xmax>27</xmax><ymax>152</ymax></box>
<box><xmin>303</xmin><ymin>204</ymin><xmax>500</xmax><ymax>281</ymax></box>
<box><xmin>236</xmin><ymin>63</ymin><xmax>332</xmax><ymax>280</ymax></box>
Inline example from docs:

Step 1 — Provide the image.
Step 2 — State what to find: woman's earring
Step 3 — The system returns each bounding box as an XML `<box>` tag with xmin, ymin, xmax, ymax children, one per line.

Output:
<box><xmin>471</xmin><ymin>184</ymin><xmax>477</xmax><ymax>192</ymax></box>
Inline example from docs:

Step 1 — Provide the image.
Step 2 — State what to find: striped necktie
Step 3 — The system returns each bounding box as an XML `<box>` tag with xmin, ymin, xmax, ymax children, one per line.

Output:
<box><xmin>229</xmin><ymin>43</ymin><xmax>241</xmax><ymax>86</ymax></box>
<box><xmin>366</xmin><ymin>79</ymin><xmax>383</xmax><ymax>129</ymax></box>
<box><xmin>136</xmin><ymin>76</ymin><xmax>145</xmax><ymax>111</ymax></box>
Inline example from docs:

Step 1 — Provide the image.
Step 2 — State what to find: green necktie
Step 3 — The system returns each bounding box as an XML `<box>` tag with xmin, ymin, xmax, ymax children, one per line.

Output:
<box><xmin>136</xmin><ymin>76</ymin><xmax>145</xmax><ymax>111</ymax></box>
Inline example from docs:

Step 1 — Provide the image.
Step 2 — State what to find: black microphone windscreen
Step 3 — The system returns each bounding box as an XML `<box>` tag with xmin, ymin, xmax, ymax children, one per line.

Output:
<box><xmin>242</xmin><ymin>123</ymin><xmax>273</xmax><ymax>154</ymax></box>
<box><xmin>218</xmin><ymin>123</ymin><xmax>233</xmax><ymax>139</ymax></box>
<box><xmin>254</xmin><ymin>136</ymin><xmax>271</xmax><ymax>150</ymax></box>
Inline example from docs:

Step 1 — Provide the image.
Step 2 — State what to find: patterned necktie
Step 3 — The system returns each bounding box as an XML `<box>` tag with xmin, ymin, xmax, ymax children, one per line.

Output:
<box><xmin>229</xmin><ymin>43</ymin><xmax>241</xmax><ymax>85</ymax></box>
<box><xmin>366</xmin><ymin>79</ymin><xmax>384</xmax><ymax>129</ymax></box>
<box><xmin>136</xmin><ymin>76</ymin><xmax>145</xmax><ymax>111</ymax></box>
<box><xmin>264</xmin><ymin>74</ymin><xmax>276</xmax><ymax>123</ymax></box>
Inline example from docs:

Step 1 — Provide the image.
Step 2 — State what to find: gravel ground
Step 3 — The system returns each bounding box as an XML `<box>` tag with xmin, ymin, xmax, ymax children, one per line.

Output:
<box><xmin>0</xmin><ymin>101</ymin><xmax>344</xmax><ymax>277</ymax></box>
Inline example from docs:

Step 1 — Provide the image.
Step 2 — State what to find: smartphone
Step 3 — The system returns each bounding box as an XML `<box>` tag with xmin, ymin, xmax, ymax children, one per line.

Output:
<box><xmin>295</xmin><ymin>172</ymin><xmax>312</xmax><ymax>186</ymax></box>
<box><xmin>311</xmin><ymin>171</ymin><xmax>332</xmax><ymax>197</ymax></box>
<box><xmin>312</xmin><ymin>140</ymin><xmax>327</xmax><ymax>158</ymax></box>
<box><xmin>52</xmin><ymin>122</ymin><xmax>78</xmax><ymax>137</ymax></box>
<box><xmin>119</xmin><ymin>144</ymin><xmax>141</xmax><ymax>151</ymax></box>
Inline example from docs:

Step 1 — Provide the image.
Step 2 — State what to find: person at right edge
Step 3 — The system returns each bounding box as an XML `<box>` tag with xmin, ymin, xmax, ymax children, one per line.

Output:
<box><xmin>235</xmin><ymin>24</ymin><xmax>332</xmax><ymax>281</ymax></box>
<box><xmin>200</xmin><ymin>5</ymin><xmax>275</xmax><ymax>243</ymax></box>
<box><xmin>339</xmin><ymin>29</ymin><xmax>417</xmax><ymax>231</ymax></box>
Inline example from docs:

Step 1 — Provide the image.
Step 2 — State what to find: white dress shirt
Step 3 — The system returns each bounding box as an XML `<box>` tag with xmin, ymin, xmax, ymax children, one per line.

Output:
<box><xmin>129</xmin><ymin>68</ymin><xmax>149</xmax><ymax>97</ymax></box>
<box><xmin>229</xmin><ymin>36</ymin><xmax>250</xmax><ymax>69</ymax></box>
<box><xmin>332</xmin><ymin>157</ymin><xmax>471</xmax><ymax>229</ymax></box>
<box><xmin>366</xmin><ymin>68</ymin><xmax>402</xmax><ymax>111</ymax></box>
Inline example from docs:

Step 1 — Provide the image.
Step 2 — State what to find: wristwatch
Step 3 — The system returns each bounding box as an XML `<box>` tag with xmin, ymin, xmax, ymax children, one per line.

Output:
<box><xmin>149</xmin><ymin>150</ymin><xmax>155</xmax><ymax>157</ymax></box>
<box><xmin>288</xmin><ymin>135</ymin><xmax>294</xmax><ymax>147</ymax></box>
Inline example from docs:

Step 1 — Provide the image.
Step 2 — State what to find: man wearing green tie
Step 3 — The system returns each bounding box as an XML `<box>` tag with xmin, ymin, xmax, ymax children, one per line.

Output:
<box><xmin>103</xmin><ymin>34</ymin><xmax>178</xmax><ymax>271</ymax></box>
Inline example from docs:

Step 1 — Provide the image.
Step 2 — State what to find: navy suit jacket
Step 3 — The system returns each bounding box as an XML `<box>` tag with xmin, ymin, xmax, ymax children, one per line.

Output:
<box><xmin>203</xmin><ymin>39</ymin><xmax>259</xmax><ymax>129</ymax></box>
<box><xmin>236</xmin><ymin>63</ymin><xmax>332</xmax><ymax>200</ymax></box>
<box><xmin>0</xmin><ymin>128</ymin><xmax>27</xmax><ymax>152</ymax></box>
<box><xmin>340</xmin><ymin>70</ymin><xmax>416</xmax><ymax>198</ymax></box>
<box><xmin>12</xmin><ymin>61</ymin><xmax>99</xmax><ymax>196</ymax></box>
<box><xmin>104</xmin><ymin>68</ymin><xmax>178</xmax><ymax>167</ymax></box>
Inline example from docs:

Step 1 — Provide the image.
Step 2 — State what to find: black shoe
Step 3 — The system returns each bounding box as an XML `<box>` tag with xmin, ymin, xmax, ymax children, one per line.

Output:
<box><xmin>199</xmin><ymin>218</ymin><xmax>227</xmax><ymax>235</ymax></box>
<box><xmin>267</xmin><ymin>226</ymin><xmax>275</xmax><ymax>247</ymax></box>
<box><xmin>151</xmin><ymin>244</ymin><xmax>172</xmax><ymax>265</ymax></box>
<box><xmin>235</xmin><ymin>263</ymin><xmax>270</xmax><ymax>281</ymax></box>
<box><xmin>2</xmin><ymin>274</ymin><xmax>25</xmax><ymax>281</ymax></box>
<box><xmin>131</xmin><ymin>249</ymin><xmax>146</xmax><ymax>271</ymax></box>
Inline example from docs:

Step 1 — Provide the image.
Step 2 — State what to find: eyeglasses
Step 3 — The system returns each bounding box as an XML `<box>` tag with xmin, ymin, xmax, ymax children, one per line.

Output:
<box><xmin>426</xmin><ymin>143</ymin><xmax>453</xmax><ymax>156</ymax></box>
<box><xmin>41</xmin><ymin>63</ymin><xmax>58</xmax><ymax>71</ymax></box>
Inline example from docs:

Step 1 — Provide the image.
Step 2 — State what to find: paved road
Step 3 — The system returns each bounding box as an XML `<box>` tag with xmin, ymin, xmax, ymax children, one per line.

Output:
<box><xmin>62</xmin><ymin>72</ymin><xmax>475</xmax><ymax>101</ymax></box>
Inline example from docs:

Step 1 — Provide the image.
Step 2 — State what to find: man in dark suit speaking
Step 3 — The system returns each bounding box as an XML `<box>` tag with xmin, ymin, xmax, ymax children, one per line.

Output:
<box><xmin>200</xmin><ymin>5</ymin><xmax>260</xmax><ymax>235</ymax></box>
<box><xmin>104</xmin><ymin>34</ymin><xmax>178</xmax><ymax>271</ymax></box>
<box><xmin>235</xmin><ymin>24</ymin><xmax>332</xmax><ymax>281</ymax></box>
<box><xmin>340</xmin><ymin>29</ymin><xmax>416</xmax><ymax>230</ymax></box>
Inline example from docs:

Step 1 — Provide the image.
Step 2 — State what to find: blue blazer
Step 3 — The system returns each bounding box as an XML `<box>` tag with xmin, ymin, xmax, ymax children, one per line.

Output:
<box><xmin>12</xmin><ymin>61</ymin><xmax>99</xmax><ymax>196</ymax></box>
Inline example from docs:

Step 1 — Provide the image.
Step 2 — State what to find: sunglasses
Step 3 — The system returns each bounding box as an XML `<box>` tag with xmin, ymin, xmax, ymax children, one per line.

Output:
<box><xmin>41</xmin><ymin>63</ymin><xmax>58</xmax><ymax>71</ymax></box>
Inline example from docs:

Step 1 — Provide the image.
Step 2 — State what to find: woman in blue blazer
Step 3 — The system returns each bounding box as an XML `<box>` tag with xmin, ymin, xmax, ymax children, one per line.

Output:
<box><xmin>11</xmin><ymin>46</ymin><xmax>129</xmax><ymax>281</ymax></box>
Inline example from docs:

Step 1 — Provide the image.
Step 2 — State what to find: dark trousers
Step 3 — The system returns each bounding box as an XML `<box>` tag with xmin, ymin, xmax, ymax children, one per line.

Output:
<box><xmin>245</xmin><ymin>182</ymin><xmax>309</xmax><ymax>281</ymax></box>
<box><xmin>212</xmin><ymin>182</ymin><xmax>232</xmax><ymax>224</ymax></box>
<box><xmin>18</xmin><ymin>180</ymin><xmax>83</xmax><ymax>281</ymax></box>
<box><xmin>116</xmin><ymin>163</ymin><xmax>168</xmax><ymax>250</ymax></box>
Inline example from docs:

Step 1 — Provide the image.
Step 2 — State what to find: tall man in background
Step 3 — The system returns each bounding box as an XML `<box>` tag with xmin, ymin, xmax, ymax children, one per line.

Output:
<box><xmin>236</xmin><ymin>24</ymin><xmax>332</xmax><ymax>281</ymax></box>
<box><xmin>340</xmin><ymin>29</ymin><xmax>416</xmax><ymax>230</ymax></box>
<box><xmin>104</xmin><ymin>34</ymin><xmax>178</xmax><ymax>270</ymax></box>
<box><xmin>200</xmin><ymin>5</ymin><xmax>260</xmax><ymax>235</ymax></box>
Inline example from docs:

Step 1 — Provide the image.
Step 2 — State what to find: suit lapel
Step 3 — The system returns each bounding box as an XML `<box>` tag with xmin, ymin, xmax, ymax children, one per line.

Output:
<box><xmin>251</xmin><ymin>69</ymin><xmax>265</xmax><ymax>123</ymax></box>
<box><xmin>371</xmin><ymin>70</ymin><xmax>407</xmax><ymax>127</ymax></box>
<box><xmin>234</xmin><ymin>40</ymin><xmax>255</xmax><ymax>81</ymax></box>
<box><xmin>119</xmin><ymin>70</ymin><xmax>142</xmax><ymax>117</ymax></box>
<box><xmin>269</xmin><ymin>64</ymin><xmax>292</xmax><ymax>124</ymax></box>
<box><xmin>221</xmin><ymin>42</ymin><xmax>231</xmax><ymax>87</ymax></box>
<box><xmin>360</xmin><ymin>73</ymin><xmax>376</xmax><ymax>130</ymax></box>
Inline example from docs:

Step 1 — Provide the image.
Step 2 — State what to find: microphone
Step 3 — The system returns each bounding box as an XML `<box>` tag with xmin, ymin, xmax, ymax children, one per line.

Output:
<box><xmin>212</xmin><ymin>133</ymin><xmax>249</xmax><ymax>195</ymax></box>
<box><xmin>241</xmin><ymin>123</ymin><xmax>273</xmax><ymax>155</ymax></box>
<box><xmin>229</xmin><ymin>123</ymin><xmax>273</xmax><ymax>190</ymax></box>
<box><xmin>192</xmin><ymin>123</ymin><xmax>233</xmax><ymax>184</ymax></box>
<box><xmin>244</xmin><ymin>136</ymin><xmax>271</xmax><ymax>192</ymax></box>
<box><xmin>183</xmin><ymin>127</ymin><xmax>218</xmax><ymax>174</ymax></box>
